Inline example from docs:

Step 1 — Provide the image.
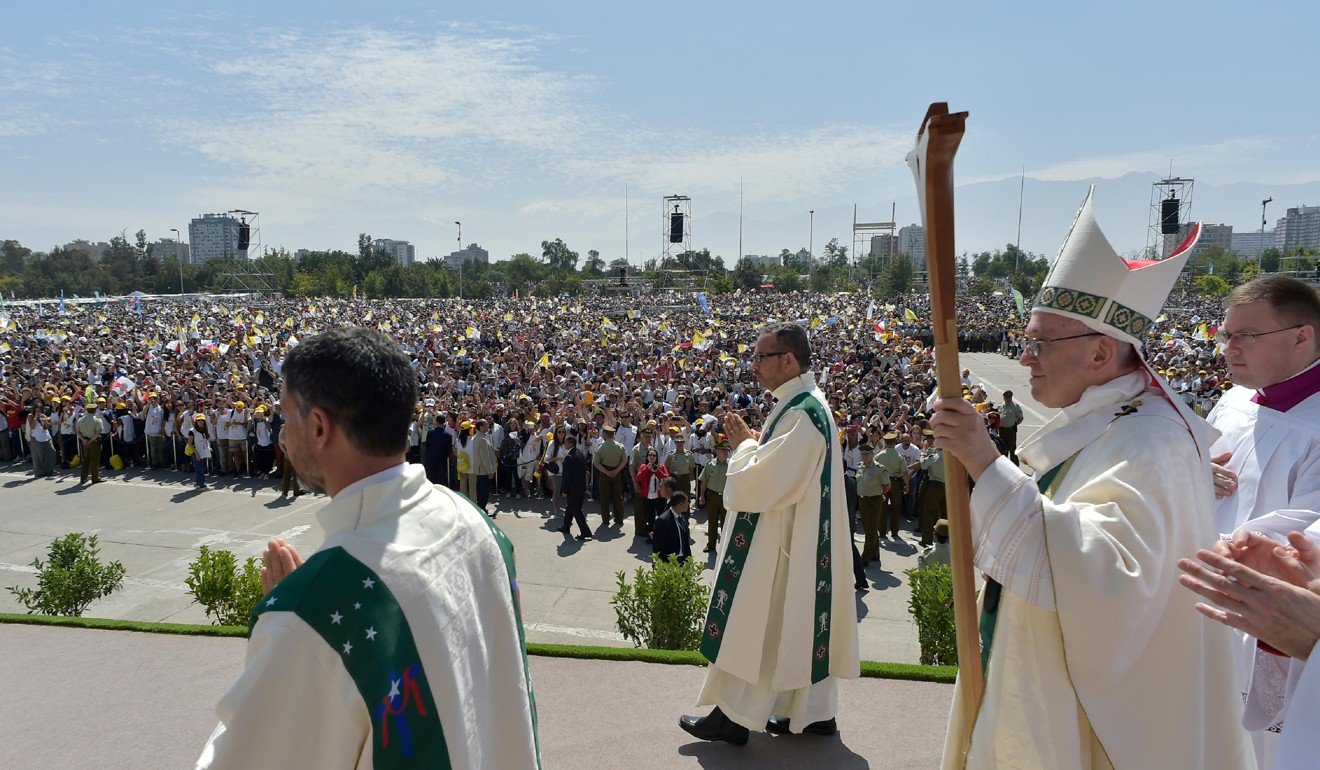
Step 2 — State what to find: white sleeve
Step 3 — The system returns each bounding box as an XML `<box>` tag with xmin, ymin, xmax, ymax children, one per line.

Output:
<box><xmin>724</xmin><ymin>411</ymin><xmax>824</xmax><ymax>516</ymax></box>
<box><xmin>197</xmin><ymin>613</ymin><xmax>370</xmax><ymax>769</ymax></box>
<box><xmin>970</xmin><ymin>456</ymin><xmax>1056</xmax><ymax>609</ymax></box>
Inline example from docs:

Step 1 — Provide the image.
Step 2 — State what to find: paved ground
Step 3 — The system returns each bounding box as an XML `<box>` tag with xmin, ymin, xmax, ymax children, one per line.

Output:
<box><xmin>0</xmin><ymin>352</ymin><xmax>1050</xmax><ymax>668</ymax></box>
<box><xmin>0</xmin><ymin>623</ymin><xmax>954</xmax><ymax>769</ymax></box>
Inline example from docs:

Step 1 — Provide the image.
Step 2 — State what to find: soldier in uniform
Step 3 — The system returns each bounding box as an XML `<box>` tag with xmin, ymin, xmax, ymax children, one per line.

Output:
<box><xmin>874</xmin><ymin>432</ymin><xmax>909</xmax><ymax>540</ymax></box>
<box><xmin>593</xmin><ymin>423</ymin><xmax>628</xmax><ymax>527</ymax></box>
<box><xmin>697</xmin><ymin>438</ymin><xmax>731</xmax><ymax>553</ymax></box>
<box><xmin>917</xmin><ymin>439</ymin><xmax>946</xmax><ymax>547</ymax></box>
<box><xmin>630</xmin><ymin>425</ymin><xmax>656</xmax><ymax>538</ymax></box>
<box><xmin>855</xmin><ymin>444</ymin><xmax>892</xmax><ymax>565</ymax></box>
<box><xmin>665</xmin><ymin>433</ymin><xmax>694</xmax><ymax>496</ymax></box>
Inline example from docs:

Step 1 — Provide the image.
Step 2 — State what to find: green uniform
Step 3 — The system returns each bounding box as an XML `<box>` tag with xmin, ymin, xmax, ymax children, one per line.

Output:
<box><xmin>76</xmin><ymin>412</ymin><xmax>102</xmax><ymax>483</ymax></box>
<box><xmin>875</xmin><ymin>447</ymin><xmax>907</xmax><ymax>539</ymax></box>
<box><xmin>594</xmin><ymin>438</ymin><xmax>627</xmax><ymax>524</ymax></box>
<box><xmin>918</xmin><ymin>450</ymin><xmax>946</xmax><ymax>546</ymax></box>
<box><xmin>665</xmin><ymin>449</ymin><xmax>693</xmax><ymax>495</ymax></box>
<box><xmin>698</xmin><ymin>460</ymin><xmax>729</xmax><ymax>549</ymax></box>
<box><xmin>630</xmin><ymin>442</ymin><xmax>654</xmax><ymax>536</ymax></box>
<box><xmin>855</xmin><ymin>461</ymin><xmax>891</xmax><ymax>563</ymax></box>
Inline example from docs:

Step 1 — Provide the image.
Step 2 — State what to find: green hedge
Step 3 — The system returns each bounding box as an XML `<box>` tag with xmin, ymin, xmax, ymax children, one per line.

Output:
<box><xmin>0</xmin><ymin>612</ymin><xmax>956</xmax><ymax>684</ymax></box>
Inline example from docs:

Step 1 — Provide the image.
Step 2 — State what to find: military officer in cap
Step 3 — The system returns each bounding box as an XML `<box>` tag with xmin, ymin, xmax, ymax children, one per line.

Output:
<box><xmin>998</xmin><ymin>389</ymin><xmax>1024</xmax><ymax>465</ymax></box>
<box><xmin>593</xmin><ymin>423</ymin><xmax>628</xmax><ymax>527</ymax></box>
<box><xmin>666</xmin><ymin>433</ymin><xmax>694</xmax><ymax>496</ymax></box>
<box><xmin>697</xmin><ymin>437</ymin><xmax>731</xmax><ymax>553</ymax></box>
<box><xmin>875</xmin><ymin>432</ymin><xmax>908</xmax><ymax>540</ymax></box>
<box><xmin>630</xmin><ymin>424</ymin><xmax>658</xmax><ymax>538</ymax></box>
<box><xmin>917</xmin><ymin>433</ymin><xmax>946</xmax><ymax>546</ymax></box>
<box><xmin>855</xmin><ymin>443</ymin><xmax>892</xmax><ymax>564</ymax></box>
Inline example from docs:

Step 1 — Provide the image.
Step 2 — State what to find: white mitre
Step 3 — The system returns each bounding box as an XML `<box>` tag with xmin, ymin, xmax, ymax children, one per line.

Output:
<box><xmin>1034</xmin><ymin>187</ymin><xmax>1200</xmax><ymax>346</ymax></box>
<box><xmin>1034</xmin><ymin>187</ymin><xmax>1217</xmax><ymax>456</ymax></box>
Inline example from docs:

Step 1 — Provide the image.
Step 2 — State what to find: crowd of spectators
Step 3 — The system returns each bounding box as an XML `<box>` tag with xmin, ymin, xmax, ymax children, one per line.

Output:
<box><xmin>0</xmin><ymin>286</ymin><xmax>1234</xmax><ymax>542</ymax></box>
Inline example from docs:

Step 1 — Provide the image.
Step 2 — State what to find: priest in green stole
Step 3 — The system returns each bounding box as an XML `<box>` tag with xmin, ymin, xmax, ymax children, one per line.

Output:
<box><xmin>680</xmin><ymin>321</ymin><xmax>859</xmax><ymax>745</ymax></box>
<box><xmin>928</xmin><ymin>190</ymin><xmax>1253</xmax><ymax>770</ymax></box>
<box><xmin>198</xmin><ymin>328</ymin><xmax>539</xmax><ymax>769</ymax></box>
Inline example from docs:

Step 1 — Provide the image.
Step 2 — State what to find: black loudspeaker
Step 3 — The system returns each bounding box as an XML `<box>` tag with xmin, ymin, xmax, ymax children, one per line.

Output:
<box><xmin>669</xmin><ymin>212</ymin><xmax>684</xmax><ymax>243</ymax></box>
<box><xmin>618</xmin><ymin>266</ymin><xmax>627</xmax><ymax>286</ymax></box>
<box><xmin>237</xmin><ymin>219</ymin><xmax>251</xmax><ymax>250</ymax></box>
<box><xmin>1160</xmin><ymin>197</ymin><xmax>1180</xmax><ymax>235</ymax></box>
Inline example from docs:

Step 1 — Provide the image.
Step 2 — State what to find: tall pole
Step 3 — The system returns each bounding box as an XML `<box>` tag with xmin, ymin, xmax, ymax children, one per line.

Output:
<box><xmin>170</xmin><ymin>228</ymin><xmax>183</xmax><ymax>296</ymax></box>
<box><xmin>1014</xmin><ymin>166</ymin><xmax>1025</xmax><ymax>272</ymax></box>
<box><xmin>454</xmin><ymin>221</ymin><xmax>463</xmax><ymax>299</ymax></box>
<box><xmin>624</xmin><ymin>184</ymin><xmax>629</xmax><ymax>269</ymax></box>
<box><xmin>1259</xmin><ymin>197</ymin><xmax>1273</xmax><ymax>271</ymax></box>
<box><xmin>738</xmin><ymin>179</ymin><xmax>743</xmax><ymax>269</ymax></box>
<box><xmin>808</xmin><ymin>209</ymin><xmax>814</xmax><ymax>278</ymax></box>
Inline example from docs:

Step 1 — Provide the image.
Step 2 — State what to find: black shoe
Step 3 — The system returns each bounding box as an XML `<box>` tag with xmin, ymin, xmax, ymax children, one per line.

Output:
<box><xmin>575</xmin><ymin>533</ymin><xmax>593</xmax><ymax>541</ymax></box>
<box><xmin>703</xmin><ymin>545</ymin><xmax>716</xmax><ymax>553</ymax></box>
<box><xmin>765</xmin><ymin>716</ymin><xmax>837</xmax><ymax>736</ymax></box>
<box><xmin>679</xmin><ymin>708</ymin><xmax>748</xmax><ymax>745</ymax></box>
<box><xmin>556</xmin><ymin>526</ymin><xmax>570</xmax><ymax>535</ymax></box>
<box><xmin>855</xmin><ymin>580</ymin><xmax>868</xmax><ymax>590</ymax></box>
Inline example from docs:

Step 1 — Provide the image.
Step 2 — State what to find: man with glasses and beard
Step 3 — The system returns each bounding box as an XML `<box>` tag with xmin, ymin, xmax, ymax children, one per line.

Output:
<box><xmin>680</xmin><ymin>321</ymin><xmax>859</xmax><ymax>746</ymax></box>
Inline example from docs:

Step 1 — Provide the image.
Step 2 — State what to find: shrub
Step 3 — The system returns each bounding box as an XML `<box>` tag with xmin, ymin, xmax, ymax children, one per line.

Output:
<box><xmin>611</xmin><ymin>555</ymin><xmax>709</xmax><ymax>651</ymax></box>
<box><xmin>7</xmin><ymin>533</ymin><xmax>126</xmax><ymax>617</ymax></box>
<box><xmin>904</xmin><ymin>563</ymin><xmax>958</xmax><ymax>666</ymax></box>
<box><xmin>185</xmin><ymin>545</ymin><xmax>265</xmax><ymax>626</ymax></box>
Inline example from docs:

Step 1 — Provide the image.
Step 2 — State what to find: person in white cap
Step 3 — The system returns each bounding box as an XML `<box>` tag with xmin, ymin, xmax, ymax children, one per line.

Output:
<box><xmin>929</xmin><ymin>189</ymin><xmax>1252</xmax><ymax>769</ymax></box>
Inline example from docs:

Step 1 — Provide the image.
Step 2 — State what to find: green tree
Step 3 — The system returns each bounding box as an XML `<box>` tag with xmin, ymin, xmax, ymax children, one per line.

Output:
<box><xmin>2</xmin><ymin>239</ymin><xmax>32</xmax><ymax>275</ymax></box>
<box><xmin>582</xmin><ymin>249</ymin><xmax>605</xmax><ymax>276</ymax></box>
<box><xmin>880</xmin><ymin>257</ymin><xmax>914</xmax><ymax>296</ymax></box>
<box><xmin>611</xmin><ymin>555</ymin><xmax>709</xmax><ymax>651</ymax></box>
<box><xmin>7</xmin><ymin>533</ymin><xmax>126</xmax><ymax>617</ymax></box>
<box><xmin>185</xmin><ymin>545</ymin><xmax>265</xmax><ymax>626</ymax></box>
<box><xmin>1192</xmin><ymin>274</ymin><xmax>1232</xmax><ymax>297</ymax></box>
<box><xmin>823</xmin><ymin>237</ymin><xmax>849</xmax><ymax>269</ymax></box>
<box><xmin>541</xmin><ymin>238</ymin><xmax>579</xmax><ymax>272</ymax></box>
<box><xmin>731</xmin><ymin>256</ymin><xmax>761</xmax><ymax>292</ymax></box>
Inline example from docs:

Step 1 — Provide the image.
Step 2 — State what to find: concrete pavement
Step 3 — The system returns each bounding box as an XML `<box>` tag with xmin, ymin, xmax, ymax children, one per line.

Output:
<box><xmin>0</xmin><ymin>622</ymin><xmax>954</xmax><ymax>769</ymax></box>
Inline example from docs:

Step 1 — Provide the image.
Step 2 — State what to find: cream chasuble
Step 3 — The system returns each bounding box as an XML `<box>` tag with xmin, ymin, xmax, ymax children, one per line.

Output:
<box><xmin>942</xmin><ymin>372</ymin><xmax>1254</xmax><ymax>770</ymax></box>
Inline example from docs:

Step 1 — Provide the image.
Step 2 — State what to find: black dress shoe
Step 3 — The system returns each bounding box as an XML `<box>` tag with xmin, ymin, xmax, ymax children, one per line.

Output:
<box><xmin>679</xmin><ymin>707</ymin><xmax>748</xmax><ymax>745</ymax></box>
<box><xmin>765</xmin><ymin>716</ymin><xmax>837</xmax><ymax>736</ymax></box>
<box><xmin>575</xmin><ymin>533</ymin><xmax>593</xmax><ymax>541</ymax></box>
<box><xmin>556</xmin><ymin>526</ymin><xmax>570</xmax><ymax>535</ymax></box>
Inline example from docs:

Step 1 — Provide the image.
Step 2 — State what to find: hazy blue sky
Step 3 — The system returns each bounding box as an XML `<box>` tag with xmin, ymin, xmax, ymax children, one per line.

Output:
<box><xmin>3</xmin><ymin>1</ymin><xmax>1317</xmax><ymax>264</ymax></box>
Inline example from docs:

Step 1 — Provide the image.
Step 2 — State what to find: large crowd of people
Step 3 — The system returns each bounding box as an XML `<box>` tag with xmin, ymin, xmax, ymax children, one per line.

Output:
<box><xmin>0</xmin><ymin>285</ymin><xmax>1232</xmax><ymax>545</ymax></box>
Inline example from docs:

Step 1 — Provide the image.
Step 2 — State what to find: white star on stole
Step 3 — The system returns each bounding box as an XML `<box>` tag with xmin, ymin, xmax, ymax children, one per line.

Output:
<box><xmin>342</xmin><ymin>641</ymin><xmax>353</xmax><ymax>655</ymax></box>
<box><xmin>365</xmin><ymin>627</ymin><xmax>378</xmax><ymax>641</ymax></box>
<box><xmin>362</xmin><ymin>577</ymin><xmax>376</xmax><ymax>589</ymax></box>
<box><xmin>354</xmin><ymin>602</ymin><xmax>362</xmax><ymax>610</ymax></box>
<box><xmin>265</xmin><ymin>597</ymin><xmax>277</xmax><ymax>607</ymax></box>
<box><xmin>387</xmin><ymin>678</ymin><xmax>401</xmax><ymax>702</ymax></box>
<box><xmin>330</xmin><ymin>611</ymin><xmax>343</xmax><ymax>625</ymax></box>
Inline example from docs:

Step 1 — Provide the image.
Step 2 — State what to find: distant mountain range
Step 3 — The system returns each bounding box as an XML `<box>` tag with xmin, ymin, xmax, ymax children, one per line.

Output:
<box><xmin>691</xmin><ymin>172</ymin><xmax>1320</xmax><ymax>264</ymax></box>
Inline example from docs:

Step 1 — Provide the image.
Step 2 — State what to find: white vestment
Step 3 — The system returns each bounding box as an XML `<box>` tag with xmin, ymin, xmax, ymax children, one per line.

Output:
<box><xmin>943</xmin><ymin>371</ymin><xmax>1254</xmax><ymax>769</ymax></box>
<box><xmin>697</xmin><ymin>372</ymin><xmax>859</xmax><ymax>732</ymax></box>
<box><xmin>198</xmin><ymin>464</ymin><xmax>539</xmax><ymax>769</ymax></box>
<box><xmin>1271</xmin><ymin>641</ymin><xmax>1320</xmax><ymax>770</ymax></box>
<box><xmin>1208</xmin><ymin>385</ymin><xmax>1320</xmax><ymax>766</ymax></box>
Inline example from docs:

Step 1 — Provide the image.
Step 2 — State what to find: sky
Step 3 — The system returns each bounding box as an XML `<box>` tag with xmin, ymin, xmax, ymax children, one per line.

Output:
<box><xmin>3</xmin><ymin>1</ymin><xmax>1318</xmax><ymax>266</ymax></box>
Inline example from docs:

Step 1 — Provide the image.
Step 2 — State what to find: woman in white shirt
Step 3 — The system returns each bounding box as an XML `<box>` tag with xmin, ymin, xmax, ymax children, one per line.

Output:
<box><xmin>543</xmin><ymin>424</ymin><xmax>570</xmax><ymax>502</ymax></box>
<box><xmin>189</xmin><ymin>414</ymin><xmax>213</xmax><ymax>489</ymax></box>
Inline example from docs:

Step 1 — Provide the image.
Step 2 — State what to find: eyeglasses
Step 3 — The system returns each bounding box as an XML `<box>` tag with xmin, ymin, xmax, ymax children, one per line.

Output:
<box><xmin>1022</xmin><ymin>332</ymin><xmax>1104</xmax><ymax>357</ymax></box>
<box><xmin>752</xmin><ymin>351</ymin><xmax>789</xmax><ymax>364</ymax></box>
<box><xmin>1214</xmin><ymin>325</ymin><xmax>1302</xmax><ymax>346</ymax></box>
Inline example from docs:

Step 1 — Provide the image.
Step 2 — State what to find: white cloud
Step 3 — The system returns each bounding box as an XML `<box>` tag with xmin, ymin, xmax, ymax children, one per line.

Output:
<box><xmin>1025</xmin><ymin>138</ymin><xmax>1274</xmax><ymax>181</ymax></box>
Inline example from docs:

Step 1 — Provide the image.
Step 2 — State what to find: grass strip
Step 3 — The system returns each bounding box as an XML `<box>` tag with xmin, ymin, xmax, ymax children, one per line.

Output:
<box><xmin>0</xmin><ymin>613</ymin><xmax>955</xmax><ymax>683</ymax></box>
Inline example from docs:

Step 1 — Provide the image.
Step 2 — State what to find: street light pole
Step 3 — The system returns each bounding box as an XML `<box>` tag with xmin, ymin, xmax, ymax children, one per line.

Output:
<box><xmin>1259</xmin><ymin>197</ymin><xmax>1273</xmax><ymax>272</ymax></box>
<box><xmin>454</xmin><ymin>221</ymin><xmax>463</xmax><ymax>299</ymax></box>
<box><xmin>170</xmin><ymin>228</ymin><xmax>183</xmax><ymax>295</ymax></box>
<box><xmin>808</xmin><ymin>209</ymin><xmax>814</xmax><ymax>279</ymax></box>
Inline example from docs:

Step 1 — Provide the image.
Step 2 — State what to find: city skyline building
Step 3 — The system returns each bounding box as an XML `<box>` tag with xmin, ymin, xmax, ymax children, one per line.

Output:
<box><xmin>898</xmin><ymin>224</ymin><xmax>926</xmax><ymax>265</ymax></box>
<box><xmin>371</xmin><ymin>238</ymin><xmax>416</xmax><ymax>266</ymax></box>
<box><xmin>188</xmin><ymin>213</ymin><xmax>244</xmax><ymax>263</ymax></box>
<box><xmin>1275</xmin><ymin>205</ymin><xmax>1320</xmax><ymax>253</ymax></box>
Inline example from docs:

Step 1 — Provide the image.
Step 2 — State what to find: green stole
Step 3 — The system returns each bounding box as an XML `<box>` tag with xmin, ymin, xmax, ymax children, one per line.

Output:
<box><xmin>978</xmin><ymin>454</ymin><xmax>1078</xmax><ymax>673</ymax></box>
<box><xmin>250</xmin><ymin>501</ymin><xmax>542</xmax><ymax>769</ymax></box>
<box><xmin>699</xmin><ymin>390</ymin><xmax>837</xmax><ymax>685</ymax></box>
